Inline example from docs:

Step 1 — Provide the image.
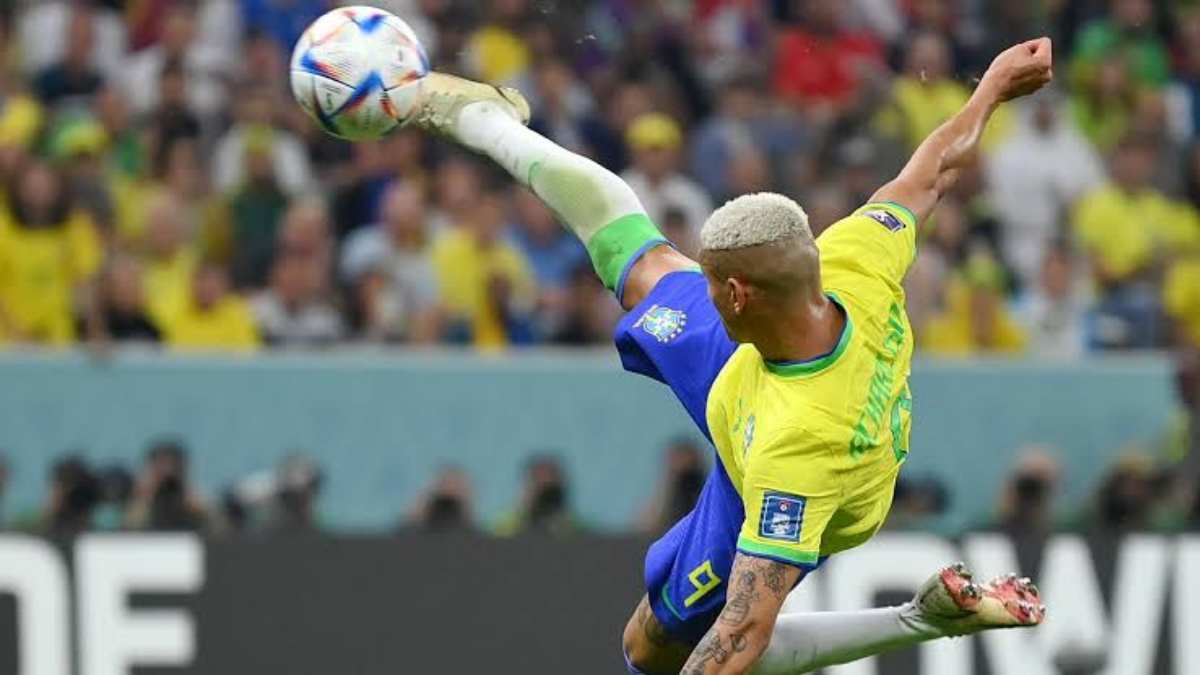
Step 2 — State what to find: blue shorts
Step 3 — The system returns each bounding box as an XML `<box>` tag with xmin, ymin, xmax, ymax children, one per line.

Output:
<box><xmin>615</xmin><ymin>270</ymin><xmax>826</xmax><ymax>644</ymax></box>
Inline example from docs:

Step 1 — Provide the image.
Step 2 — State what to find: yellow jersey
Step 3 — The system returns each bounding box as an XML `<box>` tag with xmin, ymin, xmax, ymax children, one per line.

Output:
<box><xmin>706</xmin><ymin>202</ymin><xmax>916</xmax><ymax>565</ymax></box>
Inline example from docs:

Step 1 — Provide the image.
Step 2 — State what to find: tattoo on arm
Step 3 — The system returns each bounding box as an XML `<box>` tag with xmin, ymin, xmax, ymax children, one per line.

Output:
<box><xmin>679</xmin><ymin>554</ymin><xmax>802</xmax><ymax>675</ymax></box>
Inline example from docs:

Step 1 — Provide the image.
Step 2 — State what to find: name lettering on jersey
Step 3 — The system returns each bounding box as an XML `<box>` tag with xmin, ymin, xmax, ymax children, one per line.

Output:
<box><xmin>634</xmin><ymin>304</ymin><xmax>687</xmax><ymax>343</ymax></box>
<box><xmin>742</xmin><ymin>414</ymin><xmax>756</xmax><ymax>458</ymax></box>
<box><xmin>864</xmin><ymin>209</ymin><xmax>906</xmax><ymax>233</ymax></box>
<box><xmin>850</xmin><ymin>303</ymin><xmax>907</xmax><ymax>459</ymax></box>
<box><xmin>759</xmin><ymin>492</ymin><xmax>805</xmax><ymax>542</ymax></box>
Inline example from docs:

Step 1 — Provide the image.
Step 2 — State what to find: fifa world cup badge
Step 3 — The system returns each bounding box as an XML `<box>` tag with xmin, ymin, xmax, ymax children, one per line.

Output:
<box><xmin>635</xmin><ymin>305</ymin><xmax>688</xmax><ymax>343</ymax></box>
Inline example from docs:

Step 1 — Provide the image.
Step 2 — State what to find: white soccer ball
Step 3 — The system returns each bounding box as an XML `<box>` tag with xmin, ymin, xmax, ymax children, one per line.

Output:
<box><xmin>290</xmin><ymin>6</ymin><xmax>430</xmax><ymax>141</ymax></box>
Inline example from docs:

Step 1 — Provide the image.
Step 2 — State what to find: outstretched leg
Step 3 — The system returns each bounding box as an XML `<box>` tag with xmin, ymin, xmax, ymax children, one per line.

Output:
<box><xmin>624</xmin><ymin>563</ymin><xmax>1044</xmax><ymax>675</ymax></box>
<box><xmin>410</xmin><ymin>73</ymin><xmax>695</xmax><ymax>309</ymax></box>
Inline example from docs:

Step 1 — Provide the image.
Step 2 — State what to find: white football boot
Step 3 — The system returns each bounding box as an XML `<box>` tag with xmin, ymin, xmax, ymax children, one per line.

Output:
<box><xmin>406</xmin><ymin>72</ymin><xmax>530</xmax><ymax>138</ymax></box>
<box><xmin>912</xmin><ymin>562</ymin><xmax>1046</xmax><ymax>636</ymax></box>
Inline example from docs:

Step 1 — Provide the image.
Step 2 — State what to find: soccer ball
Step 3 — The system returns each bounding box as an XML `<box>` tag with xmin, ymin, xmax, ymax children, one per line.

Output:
<box><xmin>290</xmin><ymin>6</ymin><xmax>430</xmax><ymax>141</ymax></box>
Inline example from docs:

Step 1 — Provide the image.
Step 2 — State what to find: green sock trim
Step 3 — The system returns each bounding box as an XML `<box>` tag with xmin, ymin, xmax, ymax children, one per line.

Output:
<box><xmin>586</xmin><ymin>213</ymin><xmax>666</xmax><ymax>291</ymax></box>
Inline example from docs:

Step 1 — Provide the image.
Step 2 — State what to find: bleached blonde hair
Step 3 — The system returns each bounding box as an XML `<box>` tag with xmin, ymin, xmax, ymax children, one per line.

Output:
<box><xmin>699</xmin><ymin>192</ymin><xmax>812</xmax><ymax>251</ymax></box>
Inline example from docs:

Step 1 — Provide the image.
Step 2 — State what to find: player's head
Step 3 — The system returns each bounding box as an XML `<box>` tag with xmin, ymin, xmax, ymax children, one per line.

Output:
<box><xmin>698</xmin><ymin>192</ymin><xmax>822</xmax><ymax>342</ymax></box>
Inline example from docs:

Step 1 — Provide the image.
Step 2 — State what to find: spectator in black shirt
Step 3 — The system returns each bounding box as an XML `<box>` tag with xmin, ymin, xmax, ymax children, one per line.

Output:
<box><xmin>87</xmin><ymin>254</ymin><xmax>161</xmax><ymax>343</ymax></box>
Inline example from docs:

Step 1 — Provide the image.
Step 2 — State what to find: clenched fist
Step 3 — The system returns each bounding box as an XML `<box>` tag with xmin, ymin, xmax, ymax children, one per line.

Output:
<box><xmin>978</xmin><ymin>38</ymin><xmax>1054</xmax><ymax>103</ymax></box>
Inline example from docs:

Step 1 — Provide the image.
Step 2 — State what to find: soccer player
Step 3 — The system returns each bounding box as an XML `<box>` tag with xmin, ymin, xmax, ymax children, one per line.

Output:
<box><xmin>408</xmin><ymin>37</ymin><xmax>1054</xmax><ymax>675</ymax></box>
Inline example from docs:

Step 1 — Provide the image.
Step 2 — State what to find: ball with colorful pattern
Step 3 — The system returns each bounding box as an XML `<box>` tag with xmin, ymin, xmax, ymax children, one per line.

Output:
<box><xmin>290</xmin><ymin>6</ymin><xmax>430</xmax><ymax>141</ymax></box>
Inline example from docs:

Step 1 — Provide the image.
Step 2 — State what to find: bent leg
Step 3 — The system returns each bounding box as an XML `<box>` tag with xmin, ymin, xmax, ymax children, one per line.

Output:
<box><xmin>452</xmin><ymin>101</ymin><xmax>694</xmax><ymax>308</ymax></box>
<box><xmin>622</xmin><ymin>595</ymin><xmax>693</xmax><ymax>674</ymax></box>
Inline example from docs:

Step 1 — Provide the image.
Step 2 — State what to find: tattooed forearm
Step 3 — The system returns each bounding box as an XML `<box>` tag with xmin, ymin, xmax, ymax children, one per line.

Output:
<box><xmin>681</xmin><ymin>631</ymin><xmax>748</xmax><ymax>675</ymax></box>
<box><xmin>762</xmin><ymin>560</ymin><xmax>790</xmax><ymax>600</ymax></box>
<box><xmin>720</xmin><ymin>566</ymin><xmax>761</xmax><ymax>626</ymax></box>
<box><xmin>678</xmin><ymin>554</ymin><xmax>802</xmax><ymax>674</ymax></box>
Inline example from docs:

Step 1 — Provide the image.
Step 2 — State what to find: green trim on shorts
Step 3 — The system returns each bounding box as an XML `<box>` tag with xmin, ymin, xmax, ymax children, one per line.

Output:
<box><xmin>736</xmin><ymin>536</ymin><xmax>821</xmax><ymax>565</ymax></box>
<box><xmin>586</xmin><ymin>213</ymin><xmax>666</xmax><ymax>290</ymax></box>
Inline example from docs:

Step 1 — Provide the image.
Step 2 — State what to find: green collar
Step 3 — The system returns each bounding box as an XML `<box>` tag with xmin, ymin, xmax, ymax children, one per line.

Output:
<box><xmin>763</xmin><ymin>293</ymin><xmax>853</xmax><ymax>377</ymax></box>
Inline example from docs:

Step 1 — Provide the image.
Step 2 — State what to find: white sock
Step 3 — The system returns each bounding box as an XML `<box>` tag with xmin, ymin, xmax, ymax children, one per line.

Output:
<box><xmin>752</xmin><ymin>603</ymin><xmax>945</xmax><ymax>675</ymax></box>
<box><xmin>454</xmin><ymin>101</ymin><xmax>646</xmax><ymax>246</ymax></box>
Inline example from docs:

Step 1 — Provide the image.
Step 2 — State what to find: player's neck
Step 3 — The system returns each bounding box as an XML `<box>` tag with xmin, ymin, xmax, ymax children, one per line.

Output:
<box><xmin>753</xmin><ymin>294</ymin><xmax>845</xmax><ymax>364</ymax></box>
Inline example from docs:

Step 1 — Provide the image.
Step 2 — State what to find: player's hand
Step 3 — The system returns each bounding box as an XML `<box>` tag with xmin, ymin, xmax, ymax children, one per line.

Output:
<box><xmin>979</xmin><ymin>37</ymin><xmax>1053</xmax><ymax>103</ymax></box>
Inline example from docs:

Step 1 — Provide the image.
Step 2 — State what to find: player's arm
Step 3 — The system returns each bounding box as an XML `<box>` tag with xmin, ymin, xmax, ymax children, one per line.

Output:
<box><xmin>679</xmin><ymin>553</ymin><xmax>801</xmax><ymax>675</ymax></box>
<box><xmin>872</xmin><ymin>38</ymin><xmax>1054</xmax><ymax>226</ymax></box>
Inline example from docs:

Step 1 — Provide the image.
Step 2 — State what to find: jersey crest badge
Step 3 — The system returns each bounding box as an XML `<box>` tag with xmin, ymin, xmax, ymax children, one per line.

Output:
<box><xmin>759</xmin><ymin>492</ymin><xmax>805</xmax><ymax>543</ymax></box>
<box><xmin>864</xmin><ymin>209</ymin><xmax>905</xmax><ymax>232</ymax></box>
<box><xmin>635</xmin><ymin>304</ymin><xmax>687</xmax><ymax>343</ymax></box>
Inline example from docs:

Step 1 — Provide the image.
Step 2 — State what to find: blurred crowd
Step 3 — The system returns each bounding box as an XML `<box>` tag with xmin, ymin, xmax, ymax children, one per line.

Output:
<box><xmin>1</xmin><ymin>426</ymin><xmax>1199</xmax><ymax>537</ymax></box>
<box><xmin>0</xmin><ymin>0</ymin><xmax>1192</xmax><ymax>357</ymax></box>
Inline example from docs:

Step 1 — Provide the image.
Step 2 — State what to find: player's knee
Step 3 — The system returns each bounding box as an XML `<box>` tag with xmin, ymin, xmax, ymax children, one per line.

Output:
<box><xmin>621</xmin><ymin>600</ymin><xmax>688</xmax><ymax>675</ymax></box>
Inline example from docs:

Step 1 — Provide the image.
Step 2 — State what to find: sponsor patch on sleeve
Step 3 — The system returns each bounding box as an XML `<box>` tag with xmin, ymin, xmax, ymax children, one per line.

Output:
<box><xmin>758</xmin><ymin>492</ymin><xmax>806</xmax><ymax>542</ymax></box>
<box><xmin>863</xmin><ymin>209</ymin><xmax>906</xmax><ymax>233</ymax></box>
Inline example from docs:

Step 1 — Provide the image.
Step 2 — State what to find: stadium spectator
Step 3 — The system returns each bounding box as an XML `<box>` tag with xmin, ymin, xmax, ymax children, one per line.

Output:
<box><xmin>238</xmin><ymin>0</ymin><xmax>328</xmax><ymax>54</ymax></box>
<box><xmin>1166</xmin><ymin>6</ymin><xmax>1200</xmax><ymax>141</ymax></box>
<box><xmin>269</xmin><ymin>454</ymin><xmax>324</xmax><ymax>533</ymax></box>
<box><xmin>1070</xmin><ymin>51</ymin><xmax>1139</xmax><ymax>152</ymax></box>
<box><xmin>158</xmin><ymin>260</ymin><xmax>260</xmax><ymax>351</ymax></box>
<box><xmin>987</xmin><ymin>91</ymin><xmax>1105</xmax><ymax>289</ymax></box>
<box><xmin>18</xmin><ymin>1</ymin><xmax>126</xmax><ymax>79</ymax></box>
<box><xmin>463</xmin><ymin>0</ymin><xmax>532</xmax><ymax>87</ymax></box>
<box><xmin>1090</xmin><ymin>453</ymin><xmax>1159</xmax><ymax>532</ymax></box>
<box><xmin>496</xmin><ymin>454</ymin><xmax>580</xmax><ymax>536</ymax></box>
<box><xmin>622</xmin><ymin>113</ymin><xmax>712</xmax><ymax>235</ymax></box>
<box><xmin>48</xmin><ymin>114</ymin><xmax>118</xmax><ymax>234</ymax></box>
<box><xmin>140</xmin><ymin>194</ymin><xmax>197</xmax><ymax>321</ymax></box>
<box><xmin>637</xmin><ymin>438</ymin><xmax>707</xmax><ymax>535</ymax></box>
<box><xmin>221</xmin><ymin>129</ymin><xmax>291</xmax><ymax>289</ymax></box>
<box><xmin>341</xmin><ymin>182</ymin><xmax>441</xmax><ymax>342</ymax></box>
<box><xmin>121</xmin><ymin>1</ymin><xmax>232</xmax><ymax>123</ymax></box>
<box><xmin>876</xmin><ymin>31</ymin><xmax>1007</xmax><ymax>155</ymax></box>
<box><xmin>142</xmin><ymin>59</ymin><xmax>204</xmax><ymax>169</ymax></box>
<box><xmin>40</xmin><ymin>456</ymin><xmax>101</xmax><ymax>537</ymax></box>
<box><xmin>1013</xmin><ymin>247</ymin><xmax>1089</xmax><ymax>359</ymax></box>
<box><xmin>772</xmin><ymin>0</ymin><xmax>884</xmax><ymax>115</ymax></box>
<box><xmin>126</xmin><ymin>439</ymin><xmax>211</xmax><ymax>532</ymax></box>
<box><xmin>922</xmin><ymin>247</ymin><xmax>1028</xmax><ymax>355</ymax></box>
<box><xmin>993</xmin><ymin>449</ymin><xmax>1061</xmax><ymax>539</ymax></box>
<box><xmin>528</xmin><ymin>58</ymin><xmax>595</xmax><ymax>156</ymax></box>
<box><xmin>1074</xmin><ymin>135</ymin><xmax>1176</xmax><ymax>349</ymax></box>
<box><xmin>212</xmin><ymin>88</ymin><xmax>313</xmax><ymax>197</ymax></box>
<box><xmin>32</xmin><ymin>4</ymin><xmax>107</xmax><ymax>109</ymax></box>
<box><xmin>252</xmin><ymin>251</ymin><xmax>345</xmax><ymax>348</ymax></box>
<box><xmin>89</xmin><ymin>254</ymin><xmax>162</xmax><ymax>344</ymax></box>
<box><xmin>509</xmin><ymin>187</ymin><xmax>588</xmax><ymax>338</ymax></box>
<box><xmin>0</xmin><ymin>160</ymin><xmax>102</xmax><ymax>346</ymax></box>
<box><xmin>93</xmin><ymin>464</ymin><xmax>135</xmax><ymax>531</ymax></box>
<box><xmin>550</xmin><ymin>262</ymin><xmax>618</xmax><ymax>345</ymax></box>
<box><xmin>431</xmin><ymin>188</ymin><xmax>537</xmax><ymax>349</ymax></box>
<box><xmin>404</xmin><ymin>465</ymin><xmax>477</xmax><ymax>533</ymax></box>
<box><xmin>1070</xmin><ymin>0</ymin><xmax>1170</xmax><ymax>91</ymax></box>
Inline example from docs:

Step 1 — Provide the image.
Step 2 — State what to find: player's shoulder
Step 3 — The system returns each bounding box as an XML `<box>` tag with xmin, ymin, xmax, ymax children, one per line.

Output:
<box><xmin>817</xmin><ymin>202</ymin><xmax>917</xmax><ymax>247</ymax></box>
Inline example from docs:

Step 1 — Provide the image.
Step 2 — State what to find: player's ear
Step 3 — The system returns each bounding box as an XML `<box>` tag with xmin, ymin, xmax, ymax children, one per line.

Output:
<box><xmin>728</xmin><ymin>277</ymin><xmax>748</xmax><ymax>315</ymax></box>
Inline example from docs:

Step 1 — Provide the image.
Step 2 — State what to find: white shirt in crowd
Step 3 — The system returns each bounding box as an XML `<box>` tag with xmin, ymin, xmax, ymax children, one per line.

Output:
<box><xmin>340</xmin><ymin>226</ymin><xmax>438</xmax><ymax>339</ymax></box>
<box><xmin>986</xmin><ymin>99</ymin><xmax>1105</xmax><ymax>289</ymax></box>
<box><xmin>621</xmin><ymin>169</ymin><xmax>714</xmax><ymax>234</ymax></box>
<box><xmin>212</xmin><ymin>126</ymin><xmax>315</xmax><ymax>196</ymax></box>
<box><xmin>251</xmin><ymin>293</ymin><xmax>345</xmax><ymax>347</ymax></box>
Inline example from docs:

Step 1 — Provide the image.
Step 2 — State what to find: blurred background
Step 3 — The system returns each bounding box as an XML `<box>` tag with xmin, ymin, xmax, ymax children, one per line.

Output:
<box><xmin>0</xmin><ymin>0</ymin><xmax>1195</xmax><ymax>673</ymax></box>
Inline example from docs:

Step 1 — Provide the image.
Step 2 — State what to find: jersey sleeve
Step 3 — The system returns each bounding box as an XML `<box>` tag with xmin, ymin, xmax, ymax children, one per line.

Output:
<box><xmin>735</xmin><ymin>427</ymin><xmax>839</xmax><ymax>570</ymax></box>
<box><xmin>816</xmin><ymin>202</ymin><xmax>918</xmax><ymax>286</ymax></box>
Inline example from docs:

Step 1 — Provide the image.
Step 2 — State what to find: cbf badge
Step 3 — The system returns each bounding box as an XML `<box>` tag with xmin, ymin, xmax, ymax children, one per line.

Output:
<box><xmin>759</xmin><ymin>492</ymin><xmax>806</xmax><ymax>542</ymax></box>
<box><xmin>635</xmin><ymin>305</ymin><xmax>687</xmax><ymax>344</ymax></box>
